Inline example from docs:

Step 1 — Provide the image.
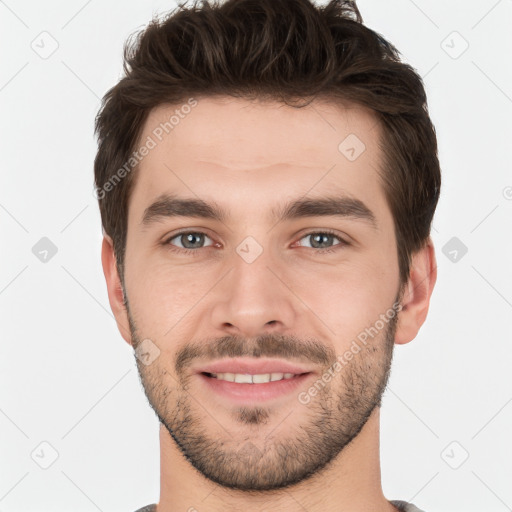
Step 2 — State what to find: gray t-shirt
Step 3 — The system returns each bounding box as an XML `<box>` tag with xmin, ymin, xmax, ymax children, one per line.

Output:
<box><xmin>134</xmin><ymin>500</ymin><xmax>425</xmax><ymax>511</ymax></box>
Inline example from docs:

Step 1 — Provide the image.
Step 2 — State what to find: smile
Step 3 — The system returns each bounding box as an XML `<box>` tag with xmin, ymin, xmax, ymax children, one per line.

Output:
<box><xmin>204</xmin><ymin>372</ymin><xmax>305</xmax><ymax>383</ymax></box>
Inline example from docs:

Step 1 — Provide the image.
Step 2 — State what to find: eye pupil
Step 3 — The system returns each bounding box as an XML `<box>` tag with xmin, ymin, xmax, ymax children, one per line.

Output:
<box><xmin>311</xmin><ymin>233</ymin><xmax>332</xmax><ymax>249</ymax></box>
<box><xmin>182</xmin><ymin>233</ymin><xmax>204</xmax><ymax>248</ymax></box>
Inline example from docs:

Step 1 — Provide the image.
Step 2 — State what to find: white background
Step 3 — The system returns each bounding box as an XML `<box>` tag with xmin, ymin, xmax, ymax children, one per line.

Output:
<box><xmin>1</xmin><ymin>1</ymin><xmax>511</xmax><ymax>511</ymax></box>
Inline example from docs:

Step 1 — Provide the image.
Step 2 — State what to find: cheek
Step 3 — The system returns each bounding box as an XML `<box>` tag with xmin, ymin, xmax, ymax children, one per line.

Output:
<box><xmin>290</xmin><ymin>256</ymin><xmax>398</xmax><ymax>346</ymax></box>
<box><xmin>124</xmin><ymin>227</ymin><xmax>400</xmax><ymax>345</ymax></box>
<box><xmin>124</xmin><ymin>256</ymin><xmax>217</xmax><ymax>336</ymax></box>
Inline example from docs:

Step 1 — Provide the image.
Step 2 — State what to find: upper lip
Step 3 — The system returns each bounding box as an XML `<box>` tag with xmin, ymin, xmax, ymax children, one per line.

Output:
<box><xmin>194</xmin><ymin>358</ymin><xmax>314</xmax><ymax>375</ymax></box>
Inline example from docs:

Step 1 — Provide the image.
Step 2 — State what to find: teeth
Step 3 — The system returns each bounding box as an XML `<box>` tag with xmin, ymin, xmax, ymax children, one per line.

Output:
<box><xmin>209</xmin><ymin>372</ymin><xmax>298</xmax><ymax>383</ymax></box>
<box><xmin>234</xmin><ymin>373</ymin><xmax>252</xmax><ymax>383</ymax></box>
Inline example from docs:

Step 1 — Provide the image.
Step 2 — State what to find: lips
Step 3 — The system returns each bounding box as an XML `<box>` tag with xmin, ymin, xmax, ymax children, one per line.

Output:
<box><xmin>194</xmin><ymin>357</ymin><xmax>314</xmax><ymax>376</ymax></box>
<box><xmin>197</xmin><ymin>370</ymin><xmax>315</xmax><ymax>403</ymax></box>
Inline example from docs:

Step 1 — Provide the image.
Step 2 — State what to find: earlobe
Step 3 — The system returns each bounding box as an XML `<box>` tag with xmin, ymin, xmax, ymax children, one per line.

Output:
<box><xmin>395</xmin><ymin>238</ymin><xmax>437</xmax><ymax>345</ymax></box>
<box><xmin>101</xmin><ymin>234</ymin><xmax>133</xmax><ymax>346</ymax></box>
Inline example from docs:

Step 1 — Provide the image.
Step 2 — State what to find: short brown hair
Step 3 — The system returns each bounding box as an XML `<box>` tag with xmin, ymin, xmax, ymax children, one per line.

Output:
<box><xmin>94</xmin><ymin>0</ymin><xmax>441</xmax><ymax>286</ymax></box>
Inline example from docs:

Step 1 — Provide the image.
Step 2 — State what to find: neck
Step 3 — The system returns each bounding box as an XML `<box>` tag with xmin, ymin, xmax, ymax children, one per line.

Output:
<box><xmin>155</xmin><ymin>407</ymin><xmax>397</xmax><ymax>512</ymax></box>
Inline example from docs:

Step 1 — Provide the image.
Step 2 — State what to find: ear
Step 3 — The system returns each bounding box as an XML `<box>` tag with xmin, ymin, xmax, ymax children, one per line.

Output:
<box><xmin>101</xmin><ymin>234</ymin><xmax>133</xmax><ymax>346</ymax></box>
<box><xmin>395</xmin><ymin>237</ymin><xmax>437</xmax><ymax>345</ymax></box>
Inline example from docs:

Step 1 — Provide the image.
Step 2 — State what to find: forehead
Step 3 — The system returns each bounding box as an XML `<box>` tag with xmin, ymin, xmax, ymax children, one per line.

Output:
<box><xmin>129</xmin><ymin>96</ymin><xmax>388</xmax><ymax>222</ymax></box>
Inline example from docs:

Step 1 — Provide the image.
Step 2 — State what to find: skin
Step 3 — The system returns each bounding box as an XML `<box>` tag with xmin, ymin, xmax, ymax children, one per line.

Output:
<box><xmin>102</xmin><ymin>96</ymin><xmax>437</xmax><ymax>512</ymax></box>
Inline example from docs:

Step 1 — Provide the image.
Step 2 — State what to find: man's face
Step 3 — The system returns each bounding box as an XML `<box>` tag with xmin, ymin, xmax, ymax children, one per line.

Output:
<box><xmin>121</xmin><ymin>96</ymin><xmax>402</xmax><ymax>490</ymax></box>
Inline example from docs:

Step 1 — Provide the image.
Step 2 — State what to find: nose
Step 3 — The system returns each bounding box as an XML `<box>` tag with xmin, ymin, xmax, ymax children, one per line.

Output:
<box><xmin>209</xmin><ymin>245</ymin><xmax>298</xmax><ymax>339</ymax></box>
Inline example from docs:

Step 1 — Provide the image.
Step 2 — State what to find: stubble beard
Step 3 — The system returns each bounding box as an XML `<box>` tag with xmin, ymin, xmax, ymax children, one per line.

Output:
<box><xmin>127</xmin><ymin>301</ymin><xmax>398</xmax><ymax>492</ymax></box>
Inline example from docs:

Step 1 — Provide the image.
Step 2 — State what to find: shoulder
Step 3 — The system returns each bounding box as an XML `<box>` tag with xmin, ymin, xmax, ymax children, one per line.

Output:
<box><xmin>390</xmin><ymin>500</ymin><xmax>426</xmax><ymax>512</ymax></box>
<box><xmin>133</xmin><ymin>505</ymin><xmax>157</xmax><ymax>512</ymax></box>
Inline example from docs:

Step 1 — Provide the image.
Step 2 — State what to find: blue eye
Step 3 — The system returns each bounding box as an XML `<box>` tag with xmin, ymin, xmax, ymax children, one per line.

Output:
<box><xmin>165</xmin><ymin>231</ymin><xmax>215</xmax><ymax>254</ymax></box>
<box><xmin>297</xmin><ymin>230</ymin><xmax>346</xmax><ymax>251</ymax></box>
<box><xmin>163</xmin><ymin>229</ymin><xmax>348</xmax><ymax>256</ymax></box>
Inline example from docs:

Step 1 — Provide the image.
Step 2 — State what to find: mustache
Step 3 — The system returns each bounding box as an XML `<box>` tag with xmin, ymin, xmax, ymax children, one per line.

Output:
<box><xmin>175</xmin><ymin>333</ymin><xmax>336</xmax><ymax>377</ymax></box>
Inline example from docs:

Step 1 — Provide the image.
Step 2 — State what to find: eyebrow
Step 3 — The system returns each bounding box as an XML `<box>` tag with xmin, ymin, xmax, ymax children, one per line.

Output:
<box><xmin>141</xmin><ymin>193</ymin><xmax>377</xmax><ymax>229</ymax></box>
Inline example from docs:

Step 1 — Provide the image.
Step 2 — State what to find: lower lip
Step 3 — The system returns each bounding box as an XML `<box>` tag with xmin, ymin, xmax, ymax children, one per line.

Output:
<box><xmin>197</xmin><ymin>372</ymin><xmax>313</xmax><ymax>403</ymax></box>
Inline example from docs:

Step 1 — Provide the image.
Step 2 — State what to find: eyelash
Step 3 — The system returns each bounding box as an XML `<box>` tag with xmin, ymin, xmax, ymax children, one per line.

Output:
<box><xmin>162</xmin><ymin>229</ymin><xmax>349</xmax><ymax>257</ymax></box>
